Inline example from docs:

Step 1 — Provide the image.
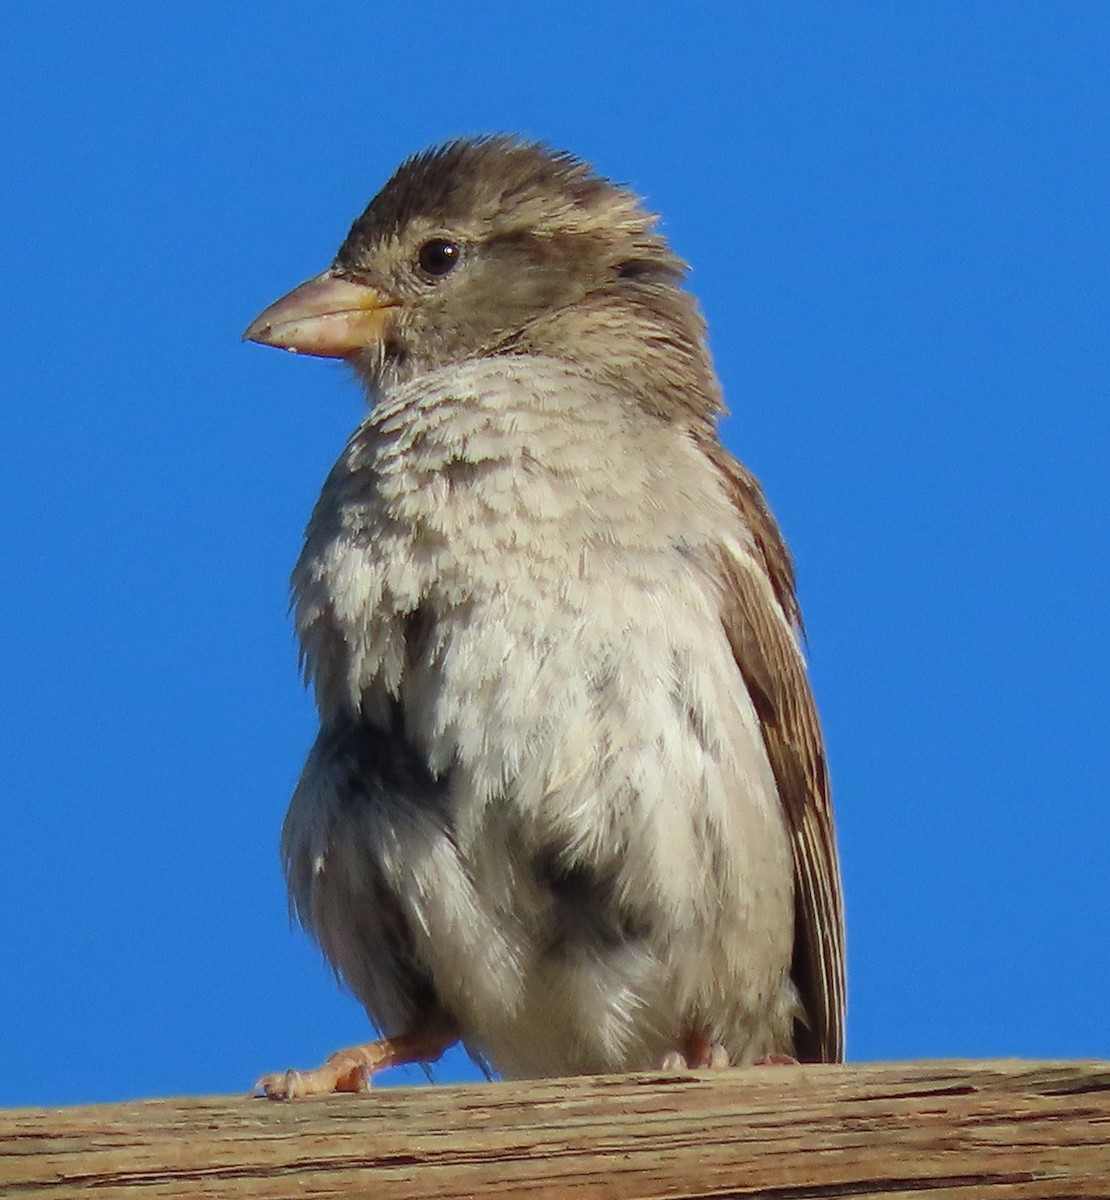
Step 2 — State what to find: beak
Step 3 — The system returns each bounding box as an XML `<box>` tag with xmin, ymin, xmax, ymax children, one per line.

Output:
<box><xmin>242</xmin><ymin>271</ymin><xmax>398</xmax><ymax>358</ymax></box>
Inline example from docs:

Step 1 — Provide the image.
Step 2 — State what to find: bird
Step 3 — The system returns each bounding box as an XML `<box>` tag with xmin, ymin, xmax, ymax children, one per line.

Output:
<box><xmin>243</xmin><ymin>137</ymin><xmax>845</xmax><ymax>1098</ymax></box>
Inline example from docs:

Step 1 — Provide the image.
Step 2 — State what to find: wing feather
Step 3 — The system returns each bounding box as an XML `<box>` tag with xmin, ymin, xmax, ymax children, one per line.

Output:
<box><xmin>707</xmin><ymin>442</ymin><xmax>846</xmax><ymax>1063</ymax></box>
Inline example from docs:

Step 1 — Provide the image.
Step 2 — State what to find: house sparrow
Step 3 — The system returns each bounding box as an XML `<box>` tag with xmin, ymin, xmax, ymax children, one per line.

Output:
<box><xmin>244</xmin><ymin>137</ymin><xmax>845</xmax><ymax>1098</ymax></box>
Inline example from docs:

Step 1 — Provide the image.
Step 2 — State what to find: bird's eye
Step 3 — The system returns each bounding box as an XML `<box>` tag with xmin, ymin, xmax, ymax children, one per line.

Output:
<box><xmin>417</xmin><ymin>238</ymin><xmax>461</xmax><ymax>278</ymax></box>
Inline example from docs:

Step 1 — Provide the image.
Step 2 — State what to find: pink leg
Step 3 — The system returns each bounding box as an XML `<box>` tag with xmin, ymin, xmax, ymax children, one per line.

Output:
<box><xmin>256</xmin><ymin>1022</ymin><xmax>458</xmax><ymax>1100</ymax></box>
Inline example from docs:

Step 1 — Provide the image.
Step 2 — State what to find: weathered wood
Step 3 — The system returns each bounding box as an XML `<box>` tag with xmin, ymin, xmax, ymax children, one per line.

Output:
<box><xmin>2</xmin><ymin>1060</ymin><xmax>1108</xmax><ymax>1198</ymax></box>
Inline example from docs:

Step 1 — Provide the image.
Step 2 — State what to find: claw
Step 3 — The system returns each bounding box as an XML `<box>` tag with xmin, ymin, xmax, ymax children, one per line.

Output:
<box><xmin>254</xmin><ymin>1068</ymin><xmax>305</xmax><ymax>1100</ymax></box>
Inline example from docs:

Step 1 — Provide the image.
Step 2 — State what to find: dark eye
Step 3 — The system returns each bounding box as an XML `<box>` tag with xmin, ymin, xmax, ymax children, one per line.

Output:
<box><xmin>417</xmin><ymin>238</ymin><xmax>461</xmax><ymax>278</ymax></box>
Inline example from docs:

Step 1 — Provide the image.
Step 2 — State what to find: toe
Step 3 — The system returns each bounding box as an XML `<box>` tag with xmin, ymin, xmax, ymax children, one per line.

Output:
<box><xmin>255</xmin><ymin>1069</ymin><xmax>300</xmax><ymax>1101</ymax></box>
<box><xmin>706</xmin><ymin>1043</ymin><xmax>730</xmax><ymax>1069</ymax></box>
<box><xmin>333</xmin><ymin>1061</ymin><xmax>375</xmax><ymax>1093</ymax></box>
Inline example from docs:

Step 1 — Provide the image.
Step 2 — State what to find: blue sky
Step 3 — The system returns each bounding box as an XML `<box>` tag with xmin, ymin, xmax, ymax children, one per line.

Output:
<box><xmin>2</xmin><ymin>3</ymin><xmax>1107</xmax><ymax>1107</ymax></box>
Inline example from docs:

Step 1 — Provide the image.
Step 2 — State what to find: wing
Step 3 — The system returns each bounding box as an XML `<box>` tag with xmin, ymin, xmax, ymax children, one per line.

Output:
<box><xmin>706</xmin><ymin>441</ymin><xmax>846</xmax><ymax>1063</ymax></box>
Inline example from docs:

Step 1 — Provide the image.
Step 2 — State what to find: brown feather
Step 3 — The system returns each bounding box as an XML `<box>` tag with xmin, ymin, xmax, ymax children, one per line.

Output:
<box><xmin>709</xmin><ymin>445</ymin><xmax>846</xmax><ymax>1062</ymax></box>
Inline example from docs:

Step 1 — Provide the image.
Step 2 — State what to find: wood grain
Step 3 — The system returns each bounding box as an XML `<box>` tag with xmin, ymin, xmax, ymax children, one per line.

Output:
<box><xmin>2</xmin><ymin>1060</ymin><xmax>1108</xmax><ymax>1198</ymax></box>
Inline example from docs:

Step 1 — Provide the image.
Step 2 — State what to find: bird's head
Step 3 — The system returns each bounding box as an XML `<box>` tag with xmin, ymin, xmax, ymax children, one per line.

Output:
<box><xmin>244</xmin><ymin>137</ymin><xmax>721</xmax><ymax>423</ymax></box>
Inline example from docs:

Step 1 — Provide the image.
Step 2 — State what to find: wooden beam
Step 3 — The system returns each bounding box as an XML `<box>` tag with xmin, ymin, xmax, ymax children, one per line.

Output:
<box><xmin>2</xmin><ymin>1060</ymin><xmax>1108</xmax><ymax>1198</ymax></box>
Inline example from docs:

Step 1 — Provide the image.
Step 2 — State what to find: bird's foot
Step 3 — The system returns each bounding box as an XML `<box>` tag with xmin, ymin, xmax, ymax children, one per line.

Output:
<box><xmin>255</xmin><ymin>1023</ymin><xmax>457</xmax><ymax>1100</ymax></box>
<box><xmin>660</xmin><ymin>1031</ymin><xmax>731</xmax><ymax>1070</ymax></box>
<box><xmin>753</xmin><ymin>1053</ymin><xmax>800</xmax><ymax>1066</ymax></box>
